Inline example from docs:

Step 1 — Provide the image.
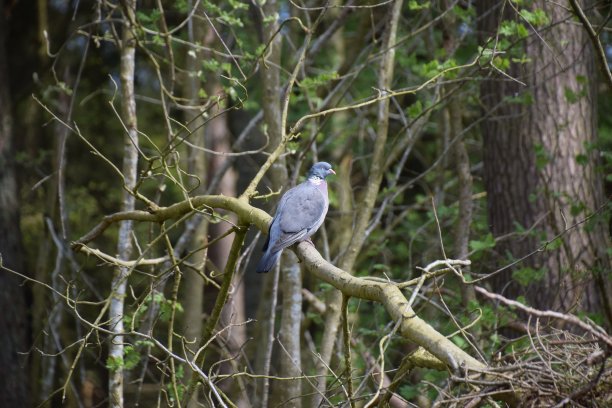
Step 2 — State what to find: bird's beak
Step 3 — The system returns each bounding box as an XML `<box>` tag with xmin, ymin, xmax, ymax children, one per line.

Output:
<box><xmin>329</xmin><ymin>169</ymin><xmax>336</xmax><ymax>175</ymax></box>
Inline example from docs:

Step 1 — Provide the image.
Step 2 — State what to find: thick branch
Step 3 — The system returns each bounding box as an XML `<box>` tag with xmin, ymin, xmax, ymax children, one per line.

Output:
<box><xmin>73</xmin><ymin>195</ymin><xmax>485</xmax><ymax>372</ymax></box>
<box><xmin>296</xmin><ymin>242</ymin><xmax>485</xmax><ymax>371</ymax></box>
<box><xmin>73</xmin><ymin>195</ymin><xmax>269</xmax><ymax>246</ymax></box>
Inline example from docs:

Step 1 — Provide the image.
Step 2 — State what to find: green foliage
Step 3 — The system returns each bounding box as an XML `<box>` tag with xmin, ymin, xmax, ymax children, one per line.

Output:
<box><xmin>123</xmin><ymin>345</ymin><xmax>141</xmax><ymax>370</ymax></box>
<box><xmin>105</xmin><ymin>355</ymin><xmax>123</xmax><ymax>373</ymax></box>
<box><xmin>507</xmin><ymin>90</ymin><xmax>533</xmax><ymax>105</ymax></box>
<box><xmin>414</xmin><ymin>58</ymin><xmax>459</xmax><ymax>80</ymax></box>
<box><xmin>451</xmin><ymin>334</ymin><xmax>468</xmax><ymax>348</ymax></box>
<box><xmin>512</xmin><ymin>266</ymin><xmax>546</xmax><ymax>286</ymax></box>
<box><xmin>299</xmin><ymin>71</ymin><xmax>339</xmax><ymax>90</ymax></box>
<box><xmin>469</xmin><ymin>233</ymin><xmax>496</xmax><ymax>253</ymax></box>
<box><xmin>173</xmin><ymin>0</ymin><xmax>189</xmax><ymax>13</ymax></box>
<box><xmin>519</xmin><ymin>8</ymin><xmax>550</xmax><ymax>27</ymax></box>
<box><xmin>136</xmin><ymin>9</ymin><xmax>161</xmax><ymax>26</ymax></box>
<box><xmin>399</xmin><ymin>384</ymin><xmax>421</xmax><ymax>400</ymax></box>
<box><xmin>167</xmin><ymin>366</ymin><xmax>186</xmax><ymax>402</ymax></box>
<box><xmin>124</xmin><ymin>292</ymin><xmax>183</xmax><ymax>327</ymax></box>
<box><xmin>500</xmin><ymin>21</ymin><xmax>529</xmax><ymax>39</ymax></box>
<box><xmin>408</xmin><ymin>0</ymin><xmax>431</xmax><ymax>10</ymax></box>
<box><xmin>570</xmin><ymin>200</ymin><xmax>586</xmax><ymax>217</ymax></box>
<box><xmin>453</xmin><ymin>4</ymin><xmax>476</xmax><ymax>22</ymax></box>
<box><xmin>106</xmin><ymin>345</ymin><xmax>140</xmax><ymax>372</ymax></box>
<box><xmin>406</xmin><ymin>100</ymin><xmax>423</xmax><ymax>119</ymax></box>
<box><xmin>545</xmin><ymin>236</ymin><xmax>563</xmax><ymax>251</ymax></box>
<box><xmin>575</xmin><ymin>153</ymin><xmax>588</xmax><ymax>166</ymax></box>
<box><xmin>534</xmin><ymin>143</ymin><xmax>550</xmax><ymax>170</ymax></box>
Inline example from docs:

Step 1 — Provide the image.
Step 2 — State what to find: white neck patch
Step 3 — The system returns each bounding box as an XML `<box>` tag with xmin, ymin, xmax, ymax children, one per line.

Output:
<box><xmin>308</xmin><ymin>176</ymin><xmax>323</xmax><ymax>185</ymax></box>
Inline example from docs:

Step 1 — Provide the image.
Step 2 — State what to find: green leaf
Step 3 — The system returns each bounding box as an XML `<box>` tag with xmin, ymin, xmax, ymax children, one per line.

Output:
<box><xmin>493</xmin><ymin>56</ymin><xmax>510</xmax><ymax>70</ymax></box>
<box><xmin>507</xmin><ymin>91</ymin><xmax>533</xmax><ymax>105</ymax></box>
<box><xmin>299</xmin><ymin>71</ymin><xmax>339</xmax><ymax>90</ymax></box>
<box><xmin>135</xmin><ymin>340</ymin><xmax>154</xmax><ymax>348</ymax></box>
<box><xmin>500</xmin><ymin>21</ymin><xmax>529</xmax><ymax>38</ymax></box>
<box><xmin>407</xmin><ymin>100</ymin><xmax>423</xmax><ymax>119</ymax></box>
<box><xmin>499</xmin><ymin>21</ymin><xmax>515</xmax><ymax>37</ymax></box>
<box><xmin>534</xmin><ymin>143</ymin><xmax>549</xmax><ymax>170</ymax></box>
<box><xmin>512</xmin><ymin>221</ymin><xmax>527</xmax><ymax>234</ymax></box>
<box><xmin>546</xmin><ymin>237</ymin><xmax>563</xmax><ymax>250</ymax></box>
<box><xmin>451</xmin><ymin>335</ymin><xmax>467</xmax><ymax>348</ymax></box>
<box><xmin>469</xmin><ymin>233</ymin><xmax>496</xmax><ymax>252</ymax></box>
<box><xmin>408</xmin><ymin>0</ymin><xmax>430</xmax><ymax>10</ymax></box>
<box><xmin>477</xmin><ymin>46</ymin><xmax>496</xmax><ymax>64</ymax></box>
<box><xmin>564</xmin><ymin>87</ymin><xmax>579</xmax><ymax>104</ymax></box>
<box><xmin>511</xmin><ymin>55</ymin><xmax>532</xmax><ymax>64</ymax></box>
<box><xmin>516</xmin><ymin>23</ymin><xmax>529</xmax><ymax>38</ymax></box>
<box><xmin>512</xmin><ymin>266</ymin><xmax>546</xmax><ymax>286</ymax></box>
<box><xmin>575</xmin><ymin>153</ymin><xmax>588</xmax><ymax>166</ymax></box>
<box><xmin>570</xmin><ymin>201</ymin><xmax>586</xmax><ymax>216</ymax></box>
<box><xmin>520</xmin><ymin>8</ymin><xmax>550</xmax><ymax>27</ymax></box>
<box><xmin>399</xmin><ymin>385</ymin><xmax>420</xmax><ymax>400</ymax></box>
<box><xmin>262</xmin><ymin>12</ymin><xmax>279</xmax><ymax>24</ymax></box>
<box><xmin>123</xmin><ymin>346</ymin><xmax>141</xmax><ymax>370</ymax></box>
<box><xmin>228</xmin><ymin>0</ymin><xmax>248</xmax><ymax>10</ymax></box>
<box><xmin>106</xmin><ymin>355</ymin><xmax>123</xmax><ymax>372</ymax></box>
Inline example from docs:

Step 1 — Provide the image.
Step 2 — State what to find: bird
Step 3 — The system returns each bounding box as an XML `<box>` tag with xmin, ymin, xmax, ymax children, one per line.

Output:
<box><xmin>255</xmin><ymin>162</ymin><xmax>335</xmax><ymax>273</ymax></box>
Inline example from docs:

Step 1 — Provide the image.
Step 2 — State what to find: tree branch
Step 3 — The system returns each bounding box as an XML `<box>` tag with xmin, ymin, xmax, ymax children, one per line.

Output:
<box><xmin>73</xmin><ymin>194</ymin><xmax>486</xmax><ymax>373</ymax></box>
<box><xmin>568</xmin><ymin>0</ymin><xmax>612</xmax><ymax>90</ymax></box>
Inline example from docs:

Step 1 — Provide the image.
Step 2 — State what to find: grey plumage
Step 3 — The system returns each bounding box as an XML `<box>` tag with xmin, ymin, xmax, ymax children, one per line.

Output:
<box><xmin>256</xmin><ymin>162</ymin><xmax>335</xmax><ymax>273</ymax></box>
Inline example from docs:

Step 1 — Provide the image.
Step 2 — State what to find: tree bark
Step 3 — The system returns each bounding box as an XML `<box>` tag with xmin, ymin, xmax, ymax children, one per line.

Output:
<box><xmin>204</xmin><ymin>39</ymin><xmax>245</xmax><ymax>408</ymax></box>
<box><xmin>252</xmin><ymin>1</ymin><xmax>294</xmax><ymax>406</ymax></box>
<box><xmin>181</xmin><ymin>4</ymin><xmax>208</xmax><ymax>399</ymax></box>
<box><xmin>0</xmin><ymin>1</ymin><xmax>29</xmax><ymax>403</ymax></box>
<box><xmin>478</xmin><ymin>0</ymin><xmax>611</xmax><ymax>319</ymax></box>
<box><xmin>276</xmin><ymin>252</ymin><xmax>303</xmax><ymax>408</ymax></box>
<box><xmin>109</xmin><ymin>2</ymin><xmax>138</xmax><ymax>406</ymax></box>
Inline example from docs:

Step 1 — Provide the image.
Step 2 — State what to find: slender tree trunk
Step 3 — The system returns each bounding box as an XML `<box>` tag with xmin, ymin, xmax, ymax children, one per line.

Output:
<box><xmin>0</xmin><ymin>2</ymin><xmax>29</xmax><ymax>403</ymax></box>
<box><xmin>205</xmin><ymin>58</ymin><xmax>246</xmax><ymax>408</ymax></box>
<box><xmin>313</xmin><ymin>1</ymin><xmax>403</xmax><ymax>405</ymax></box>
<box><xmin>206</xmin><ymin>79</ymin><xmax>243</xmax><ymax>353</ymax></box>
<box><xmin>109</xmin><ymin>2</ymin><xmax>138</xmax><ymax>406</ymax></box>
<box><xmin>30</xmin><ymin>1</ymin><xmax>53</xmax><ymax>400</ymax></box>
<box><xmin>181</xmin><ymin>3</ymin><xmax>207</xmax><ymax>399</ymax></box>
<box><xmin>252</xmin><ymin>1</ymin><xmax>292</xmax><ymax>406</ymax></box>
<box><xmin>274</xmin><ymin>252</ymin><xmax>302</xmax><ymax>408</ymax></box>
<box><xmin>478</xmin><ymin>0</ymin><xmax>611</xmax><ymax>319</ymax></box>
<box><xmin>440</xmin><ymin>2</ymin><xmax>476</xmax><ymax>306</ymax></box>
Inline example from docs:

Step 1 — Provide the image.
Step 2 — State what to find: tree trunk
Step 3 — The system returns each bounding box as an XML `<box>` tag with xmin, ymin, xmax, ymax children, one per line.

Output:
<box><xmin>181</xmin><ymin>3</ymin><xmax>207</xmax><ymax>397</ymax></box>
<box><xmin>478</xmin><ymin>0</ymin><xmax>611</xmax><ymax>319</ymax></box>
<box><xmin>0</xmin><ymin>1</ymin><xmax>29</xmax><ymax>403</ymax></box>
<box><xmin>252</xmin><ymin>1</ymin><xmax>292</xmax><ymax>406</ymax></box>
<box><xmin>313</xmin><ymin>2</ymin><xmax>403</xmax><ymax>405</ymax></box>
<box><xmin>109</xmin><ymin>1</ymin><xmax>138</xmax><ymax>406</ymax></box>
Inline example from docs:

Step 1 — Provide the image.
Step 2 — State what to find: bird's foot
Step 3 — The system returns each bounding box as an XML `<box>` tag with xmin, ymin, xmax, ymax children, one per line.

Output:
<box><xmin>304</xmin><ymin>237</ymin><xmax>315</xmax><ymax>247</ymax></box>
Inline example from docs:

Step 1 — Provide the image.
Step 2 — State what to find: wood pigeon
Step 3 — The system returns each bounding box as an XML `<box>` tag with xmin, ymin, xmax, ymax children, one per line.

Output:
<box><xmin>255</xmin><ymin>162</ymin><xmax>335</xmax><ymax>273</ymax></box>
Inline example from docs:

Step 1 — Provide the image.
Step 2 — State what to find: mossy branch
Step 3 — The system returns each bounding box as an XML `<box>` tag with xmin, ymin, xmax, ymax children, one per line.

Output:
<box><xmin>73</xmin><ymin>194</ymin><xmax>485</xmax><ymax>372</ymax></box>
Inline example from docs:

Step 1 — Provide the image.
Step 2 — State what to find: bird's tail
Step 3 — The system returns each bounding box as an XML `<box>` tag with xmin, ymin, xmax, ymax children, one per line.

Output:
<box><xmin>255</xmin><ymin>249</ymin><xmax>282</xmax><ymax>273</ymax></box>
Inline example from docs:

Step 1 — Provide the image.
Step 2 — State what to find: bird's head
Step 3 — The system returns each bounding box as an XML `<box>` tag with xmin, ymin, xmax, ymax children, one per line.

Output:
<box><xmin>307</xmin><ymin>162</ymin><xmax>336</xmax><ymax>180</ymax></box>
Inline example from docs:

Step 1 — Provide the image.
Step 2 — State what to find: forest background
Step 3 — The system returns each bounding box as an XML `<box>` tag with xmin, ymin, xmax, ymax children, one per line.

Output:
<box><xmin>0</xmin><ymin>0</ymin><xmax>610</xmax><ymax>407</ymax></box>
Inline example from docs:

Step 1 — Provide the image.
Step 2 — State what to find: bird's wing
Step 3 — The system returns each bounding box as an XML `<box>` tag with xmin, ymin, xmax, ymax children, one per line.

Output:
<box><xmin>270</xmin><ymin>183</ymin><xmax>327</xmax><ymax>252</ymax></box>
